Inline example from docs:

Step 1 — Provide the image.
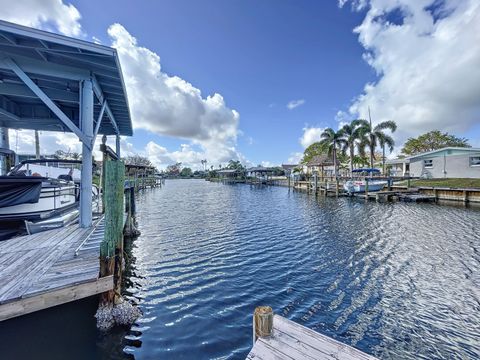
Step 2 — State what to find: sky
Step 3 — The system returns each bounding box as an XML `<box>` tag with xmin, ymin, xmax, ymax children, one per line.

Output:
<box><xmin>1</xmin><ymin>0</ymin><xmax>479</xmax><ymax>169</ymax></box>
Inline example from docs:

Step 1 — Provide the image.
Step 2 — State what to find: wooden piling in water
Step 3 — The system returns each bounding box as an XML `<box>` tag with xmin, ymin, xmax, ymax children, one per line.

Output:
<box><xmin>253</xmin><ymin>306</ymin><xmax>274</xmax><ymax>346</ymax></box>
<box><xmin>100</xmin><ymin>159</ymin><xmax>125</xmax><ymax>306</ymax></box>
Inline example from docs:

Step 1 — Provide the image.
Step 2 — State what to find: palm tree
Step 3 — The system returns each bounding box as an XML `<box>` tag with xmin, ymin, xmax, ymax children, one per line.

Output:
<box><xmin>339</xmin><ymin>119</ymin><xmax>369</xmax><ymax>176</ymax></box>
<box><xmin>319</xmin><ymin>128</ymin><xmax>346</xmax><ymax>177</ymax></box>
<box><xmin>378</xmin><ymin>133</ymin><xmax>395</xmax><ymax>174</ymax></box>
<box><xmin>360</xmin><ymin>115</ymin><xmax>397</xmax><ymax>169</ymax></box>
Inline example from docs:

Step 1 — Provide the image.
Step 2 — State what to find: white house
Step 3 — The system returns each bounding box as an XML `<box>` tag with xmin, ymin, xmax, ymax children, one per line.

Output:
<box><xmin>387</xmin><ymin>147</ymin><xmax>480</xmax><ymax>178</ymax></box>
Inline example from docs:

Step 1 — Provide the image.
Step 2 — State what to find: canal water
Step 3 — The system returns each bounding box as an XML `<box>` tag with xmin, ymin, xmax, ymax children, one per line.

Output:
<box><xmin>1</xmin><ymin>179</ymin><xmax>479</xmax><ymax>359</ymax></box>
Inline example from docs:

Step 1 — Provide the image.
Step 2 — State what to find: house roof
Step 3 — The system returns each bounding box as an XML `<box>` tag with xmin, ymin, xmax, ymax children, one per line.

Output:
<box><xmin>281</xmin><ymin>164</ymin><xmax>298</xmax><ymax>170</ymax></box>
<box><xmin>407</xmin><ymin>147</ymin><xmax>480</xmax><ymax>160</ymax></box>
<box><xmin>305</xmin><ymin>154</ymin><xmax>337</xmax><ymax>167</ymax></box>
<box><xmin>217</xmin><ymin>169</ymin><xmax>243</xmax><ymax>174</ymax></box>
<box><xmin>247</xmin><ymin>166</ymin><xmax>275</xmax><ymax>173</ymax></box>
<box><xmin>0</xmin><ymin>20</ymin><xmax>132</xmax><ymax>136</ymax></box>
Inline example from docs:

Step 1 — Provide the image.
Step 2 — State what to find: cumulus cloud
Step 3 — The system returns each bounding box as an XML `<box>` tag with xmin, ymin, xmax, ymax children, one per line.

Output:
<box><xmin>0</xmin><ymin>2</ymin><xmax>248</xmax><ymax>169</ymax></box>
<box><xmin>287</xmin><ymin>152</ymin><xmax>303</xmax><ymax>164</ymax></box>
<box><xmin>287</xmin><ymin>99</ymin><xmax>306</xmax><ymax>110</ymax></box>
<box><xmin>0</xmin><ymin>0</ymin><xmax>83</xmax><ymax>37</ymax></box>
<box><xmin>300</xmin><ymin>126</ymin><xmax>325</xmax><ymax>148</ymax></box>
<box><xmin>342</xmin><ymin>0</ymin><xmax>480</xmax><ymax>143</ymax></box>
<box><xmin>107</xmin><ymin>24</ymin><xmax>241</xmax><ymax>158</ymax></box>
<box><xmin>144</xmin><ymin>140</ymin><xmax>250</xmax><ymax>170</ymax></box>
<box><xmin>9</xmin><ymin>129</ymin><xmax>134</xmax><ymax>161</ymax></box>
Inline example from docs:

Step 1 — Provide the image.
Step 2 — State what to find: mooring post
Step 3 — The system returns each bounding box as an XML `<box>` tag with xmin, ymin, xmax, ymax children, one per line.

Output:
<box><xmin>407</xmin><ymin>177</ymin><xmax>411</xmax><ymax>189</ymax></box>
<box><xmin>253</xmin><ymin>306</ymin><xmax>274</xmax><ymax>346</ymax></box>
<box><xmin>100</xmin><ymin>159</ymin><xmax>125</xmax><ymax>306</ymax></box>
<box><xmin>335</xmin><ymin>177</ymin><xmax>339</xmax><ymax>197</ymax></box>
<box><xmin>314</xmin><ymin>174</ymin><xmax>318</xmax><ymax>195</ymax></box>
<box><xmin>365</xmin><ymin>178</ymin><xmax>369</xmax><ymax>200</ymax></box>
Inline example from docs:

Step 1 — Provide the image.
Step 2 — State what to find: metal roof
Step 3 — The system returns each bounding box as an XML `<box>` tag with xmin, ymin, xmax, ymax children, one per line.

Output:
<box><xmin>406</xmin><ymin>147</ymin><xmax>480</xmax><ymax>160</ymax></box>
<box><xmin>0</xmin><ymin>20</ymin><xmax>132</xmax><ymax>136</ymax></box>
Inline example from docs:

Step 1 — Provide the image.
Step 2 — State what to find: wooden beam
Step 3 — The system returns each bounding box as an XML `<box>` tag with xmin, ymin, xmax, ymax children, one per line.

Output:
<box><xmin>0</xmin><ymin>276</ymin><xmax>113</xmax><ymax>322</ymax></box>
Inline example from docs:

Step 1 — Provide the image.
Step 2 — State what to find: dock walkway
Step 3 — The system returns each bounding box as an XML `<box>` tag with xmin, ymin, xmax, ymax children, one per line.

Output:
<box><xmin>0</xmin><ymin>217</ymin><xmax>112</xmax><ymax>321</ymax></box>
<box><xmin>248</xmin><ymin>315</ymin><xmax>377</xmax><ymax>360</ymax></box>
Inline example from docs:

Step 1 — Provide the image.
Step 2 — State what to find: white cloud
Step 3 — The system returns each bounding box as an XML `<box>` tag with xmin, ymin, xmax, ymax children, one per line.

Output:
<box><xmin>0</xmin><ymin>0</ymin><xmax>83</xmax><ymax>37</ymax></box>
<box><xmin>0</xmin><ymin>2</ymin><xmax>248</xmax><ymax>168</ymax></box>
<box><xmin>342</xmin><ymin>0</ymin><xmax>480</xmax><ymax>144</ymax></box>
<box><xmin>107</xmin><ymin>24</ymin><xmax>242</xmax><ymax>162</ymax></box>
<box><xmin>287</xmin><ymin>152</ymin><xmax>303</xmax><ymax>164</ymax></box>
<box><xmin>9</xmin><ymin>129</ymin><xmax>134</xmax><ymax>161</ymax></box>
<box><xmin>287</xmin><ymin>99</ymin><xmax>306</xmax><ymax>110</ymax></box>
<box><xmin>300</xmin><ymin>126</ymin><xmax>325</xmax><ymax>148</ymax></box>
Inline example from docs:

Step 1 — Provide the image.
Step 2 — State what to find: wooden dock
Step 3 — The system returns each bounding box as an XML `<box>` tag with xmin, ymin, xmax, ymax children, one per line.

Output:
<box><xmin>0</xmin><ymin>217</ymin><xmax>112</xmax><ymax>321</ymax></box>
<box><xmin>248</xmin><ymin>314</ymin><xmax>377</xmax><ymax>360</ymax></box>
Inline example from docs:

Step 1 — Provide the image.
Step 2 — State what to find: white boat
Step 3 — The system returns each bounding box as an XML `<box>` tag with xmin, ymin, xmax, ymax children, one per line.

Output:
<box><xmin>0</xmin><ymin>159</ymin><xmax>98</xmax><ymax>236</ymax></box>
<box><xmin>344</xmin><ymin>168</ymin><xmax>387</xmax><ymax>194</ymax></box>
<box><xmin>343</xmin><ymin>180</ymin><xmax>387</xmax><ymax>193</ymax></box>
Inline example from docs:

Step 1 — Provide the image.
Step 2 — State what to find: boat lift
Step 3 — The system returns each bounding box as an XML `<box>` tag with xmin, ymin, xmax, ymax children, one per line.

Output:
<box><xmin>0</xmin><ymin>20</ymin><xmax>132</xmax><ymax>227</ymax></box>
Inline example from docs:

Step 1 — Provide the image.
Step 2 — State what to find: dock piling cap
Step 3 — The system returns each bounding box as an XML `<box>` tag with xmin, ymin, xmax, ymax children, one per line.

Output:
<box><xmin>254</xmin><ymin>306</ymin><xmax>274</xmax><ymax>338</ymax></box>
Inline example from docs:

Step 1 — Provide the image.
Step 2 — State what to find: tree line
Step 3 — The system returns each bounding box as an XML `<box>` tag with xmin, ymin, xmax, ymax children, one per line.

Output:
<box><xmin>302</xmin><ymin>120</ymin><xmax>471</xmax><ymax>176</ymax></box>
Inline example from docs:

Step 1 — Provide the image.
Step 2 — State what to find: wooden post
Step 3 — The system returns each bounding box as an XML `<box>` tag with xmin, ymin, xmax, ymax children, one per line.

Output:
<box><xmin>100</xmin><ymin>159</ymin><xmax>125</xmax><ymax>306</ymax></box>
<box><xmin>335</xmin><ymin>178</ymin><xmax>339</xmax><ymax>197</ymax></box>
<box><xmin>314</xmin><ymin>174</ymin><xmax>318</xmax><ymax>195</ymax></box>
<box><xmin>463</xmin><ymin>190</ymin><xmax>468</xmax><ymax>204</ymax></box>
<box><xmin>253</xmin><ymin>306</ymin><xmax>273</xmax><ymax>346</ymax></box>
<box><xmin>407</xmin><ymin>177</ymin><xmax>411</xmax><ymax>189</ymax></box>
<box><xmin>365</xmin><ymin>178</ymin><xmax>369</xmax><ymax>200</ymax></box>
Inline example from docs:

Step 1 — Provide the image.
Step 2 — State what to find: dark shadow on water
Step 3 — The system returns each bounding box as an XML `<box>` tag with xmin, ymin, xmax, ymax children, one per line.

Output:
<box><xmin>0</xmin><ymin>295</ymin><xmax>129</xmax><ymax>360</ymax></box>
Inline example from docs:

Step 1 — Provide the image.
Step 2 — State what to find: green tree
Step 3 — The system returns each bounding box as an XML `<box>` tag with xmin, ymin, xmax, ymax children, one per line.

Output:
<box><xmin>166</xmin><ymin>162</ymin><xmax>182</xmax><ymax>176</ymax></box>
<box><xmin>226</xmin><ymin>159</ymin><xmax>245</xmax><ymax>171</ymax></box>
<box><xmin>123</xmin><ymin>154</ymin><xmax>153</xmax><ymax>167</ymax></box>
<box><xmin>301</xmin><ymin>141</ymin><xmax>328</xmax><ymax>164</ymax></box>
<box><xmin>180</xmin><ymin>167</ymin><xmax>193</xmax><ymax>177</ymax></box>
<box><xmin>360</xmin><ymin>119</ymin><xmax>397</xmax><ymax>169</ymax></box>
<box><xmin>339</xmin><ymin>119</ymin><xmax>369</xmax><ymax>175</ymax></box>
<box><xmin>401</xmin><ymin>130</ymin><xmax>470</xmax><ymax>155</ymax></box>
<box><xmin>318</xmin><ymin>128</ymin><xmax>346</xmax><ymax>177</ymax></box>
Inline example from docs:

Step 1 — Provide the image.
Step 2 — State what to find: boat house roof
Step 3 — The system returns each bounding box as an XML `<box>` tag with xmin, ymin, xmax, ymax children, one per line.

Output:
<box><xmin>247</xmin><ymin>166</ymin><xmax>275</xmax><ymax>173</ymax></box>
<box><xmin>0</xmin><ymin>20</ymin><xmax>132</xmax><ymax>136</ymax></box>
<box><xmin>305</xmin><ymin>154</ymin><xmax>337</xmax><ymax>167</ymax></box>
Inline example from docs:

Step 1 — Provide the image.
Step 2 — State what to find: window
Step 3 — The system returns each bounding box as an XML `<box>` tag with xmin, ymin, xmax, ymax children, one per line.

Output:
<box><xmin>470</xmin><ymin>156</ymin><xmax>480</xmax><ymax>167</ymax></box>
<box><xmin>424</xmin><ymin>159</ymin><xmax>433</xmax><ymax>168</ymax></box>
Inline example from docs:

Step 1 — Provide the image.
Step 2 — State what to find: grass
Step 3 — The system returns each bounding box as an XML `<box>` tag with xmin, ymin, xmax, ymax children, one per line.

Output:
<box><xmin>399</xmin><ymin>178</ymin><xmax>480</xmax><ymax>189</ymax></box>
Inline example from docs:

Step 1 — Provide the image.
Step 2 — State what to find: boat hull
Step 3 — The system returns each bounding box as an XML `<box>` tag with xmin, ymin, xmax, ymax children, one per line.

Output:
<box><xmin>344</xmin><ymin>180</ymin><xmax>387</xmax><ymax>193</ymax></box>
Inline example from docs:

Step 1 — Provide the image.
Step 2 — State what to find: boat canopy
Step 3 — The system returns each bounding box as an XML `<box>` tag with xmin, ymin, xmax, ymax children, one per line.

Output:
<box><xmin>352</xmin><ymin>168</ymin><xmax>381</xmax><ymax>173</ymax></box>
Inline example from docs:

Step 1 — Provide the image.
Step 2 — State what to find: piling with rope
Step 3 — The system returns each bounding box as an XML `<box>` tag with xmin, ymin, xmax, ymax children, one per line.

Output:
<box><xmin>252</xmin><ymin>306</ymin><xmax>274</xmax><ymax>346</ymax></box>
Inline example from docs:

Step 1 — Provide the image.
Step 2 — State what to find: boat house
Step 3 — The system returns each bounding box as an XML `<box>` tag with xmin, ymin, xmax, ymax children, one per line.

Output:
<box><xmin>387</xmin><ymin>147</ymin><xmax>480</xmax><ymax>178</ymax></box>
<box><xmin>304</xmin><ymin>154</ymin><xmax>337</xmax><ymax>177</ymax></box>
<box><xmin>0</xmin><ymin>20</ymin><xmax>132</xmax><ymax>227</ymax></box>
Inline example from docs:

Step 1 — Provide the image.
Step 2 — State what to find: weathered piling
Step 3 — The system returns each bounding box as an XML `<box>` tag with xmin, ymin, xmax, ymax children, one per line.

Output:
<box><xmin>96</xmin><ymin>156</ymin><xmax>140</xmax><ymax>330</ymax></box>
<box><xmin>253</xmin><ymin>306</ymin><xmax>274</xmax><ymax>346</ymax></box>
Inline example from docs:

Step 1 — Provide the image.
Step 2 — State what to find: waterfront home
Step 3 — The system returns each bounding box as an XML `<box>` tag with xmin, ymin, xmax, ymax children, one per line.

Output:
<box><xmin>246</xmin><ymin>166</ymin><xmax>275</xmax><ymax>179</ymax></box>
<box><xmin>281</xmin><ymin>164</ymin><xmax>298</xmax><ymax>178</ymax></box>
<box><xmin>217</xmin><ymin>168</ymin><xmax>244</xmax><ymax>180</ymax></box>
<box><xmin>387</xmin><ymin>147</ymin><xmax>480</xmax><ymax>178</ymax></box>
<box><xmin>304</xmin><ymin>154</ymin><xmax>337</xmax><ymax>177</ymax></box>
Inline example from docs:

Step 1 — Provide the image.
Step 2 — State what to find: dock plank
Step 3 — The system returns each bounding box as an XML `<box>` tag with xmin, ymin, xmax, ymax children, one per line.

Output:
<box><xmin>247</xmin><ymin>315</ymin><xmax>377</xmax><ymax>360</ymax></box>
<box><xmin>0</xmin><ymin>216</ymin><xmax>112</xmax><ymax>320</ymax></box>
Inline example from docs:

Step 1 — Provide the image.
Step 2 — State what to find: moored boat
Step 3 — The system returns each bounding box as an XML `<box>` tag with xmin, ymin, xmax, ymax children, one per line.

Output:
<box><xmin>0</xmin><ymin>159</ymin><xmax>98</xmax><ymax>237</ymax></box>
<box><xmin>344</xmin><ymin>168</ymin><xmax>387</xmax><ymax>194</ymax></box>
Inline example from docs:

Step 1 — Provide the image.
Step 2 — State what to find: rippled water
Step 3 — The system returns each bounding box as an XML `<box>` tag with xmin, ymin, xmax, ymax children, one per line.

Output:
<box><xmin>2</xmin><ymin>179</ymin><xmax>479</xmax><ymax>360</ymax></box>
<box><xmin>120</xmin><ymin>179</ymin><xmax>480</xmax><ymax>359</ymax></box>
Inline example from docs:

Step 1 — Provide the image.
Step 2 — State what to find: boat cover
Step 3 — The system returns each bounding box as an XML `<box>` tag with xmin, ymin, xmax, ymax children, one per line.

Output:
<box><xmin>0</xmin><ymin>177</ymin><xmax>43</xmax><ymax>207</ymax></box>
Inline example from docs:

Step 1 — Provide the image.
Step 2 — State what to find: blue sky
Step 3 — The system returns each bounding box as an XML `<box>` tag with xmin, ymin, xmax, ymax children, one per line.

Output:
<box><xmin>2</xmin><ymin>0</ymin><xmax>480</xmax><ymax>168</ymax></box>
<box><xmin>71</xmin><ymin>0</ymin><xmax>372</xmax><ymax>166</ymax></box>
